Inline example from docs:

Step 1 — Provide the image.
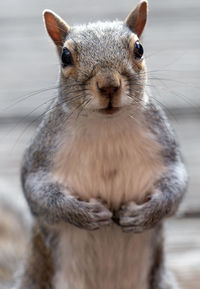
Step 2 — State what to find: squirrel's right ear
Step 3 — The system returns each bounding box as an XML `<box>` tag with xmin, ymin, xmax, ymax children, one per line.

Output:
<box><xmin>125</xmin><ymin>1</ymin><xmax>148</xmax><ymax>38</ymax></box>
<box><xmin>43</xmin><ymin>10</ymin><xmax>70</xmax><ymax>47</ymax></box>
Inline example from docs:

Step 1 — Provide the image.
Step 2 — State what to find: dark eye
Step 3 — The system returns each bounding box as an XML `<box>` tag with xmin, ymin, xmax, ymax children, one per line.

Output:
<box><xmin>134</xmin><ymin>41</ymin><xmax>144</xmax><ymax>59</ymax></box>
<box><xmin>61</xmin><ymin>47</ymin><xmax>73</xmax><ymax>67</ymax></box>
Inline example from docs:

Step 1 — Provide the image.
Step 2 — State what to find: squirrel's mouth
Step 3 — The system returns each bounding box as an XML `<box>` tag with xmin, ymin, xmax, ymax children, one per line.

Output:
<box><xmin>99</xmin><ymin>100</ymin><xmax>120</xmax><ymax>115</ymax></box>
<box><xmin>100</xmin><ymin>107</ymin><xmax>120</xmax><ymax>114</ymax></box>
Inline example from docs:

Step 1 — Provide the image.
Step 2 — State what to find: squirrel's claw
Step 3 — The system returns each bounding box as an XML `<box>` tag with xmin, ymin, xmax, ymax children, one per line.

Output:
<box><xmin>118</xmin><ymin>198</ymin><xmax>163</xmax><ymax>233</ymax></box>
<box><xmin>65</xmin><ymin>197</ymin><xmax>113</xmax><ymax>231</ymax></box>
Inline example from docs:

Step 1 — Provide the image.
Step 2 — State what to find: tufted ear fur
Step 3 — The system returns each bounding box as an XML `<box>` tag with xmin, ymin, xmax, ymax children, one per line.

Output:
<box><xmin>125</xmin><ymin>1</ymin><xmax>148</xmax><ymax>38</ymax></box>
<box><xmin>43</xmin><ymin>10</ymin><xmax>70</xmax><ymax>48</ymax></box>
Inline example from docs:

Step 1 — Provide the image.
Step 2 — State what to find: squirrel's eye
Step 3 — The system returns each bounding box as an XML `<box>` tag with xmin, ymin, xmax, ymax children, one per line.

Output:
<box><xmin>61</xmin><ymin>48</ymin><xmax>73</xmax><ymax>67</ymax></box>
<box><xmin>134</xmin><ymin>41</ymin><xmax>144</xmax><ymax>59</ymax></box>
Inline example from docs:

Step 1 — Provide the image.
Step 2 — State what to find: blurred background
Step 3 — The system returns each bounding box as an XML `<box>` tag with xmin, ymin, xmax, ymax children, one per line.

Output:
<box><xmin>0</xmin><ymin>0</ymin><xmax>199</xmax><ymax>288</ymax></box>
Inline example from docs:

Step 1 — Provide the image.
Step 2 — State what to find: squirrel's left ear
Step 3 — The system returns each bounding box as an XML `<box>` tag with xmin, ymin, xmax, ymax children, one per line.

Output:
<box><xmin>125</xmin><ymin>1</ymin><xmax>148</xmax><ymax>38</ymax></box>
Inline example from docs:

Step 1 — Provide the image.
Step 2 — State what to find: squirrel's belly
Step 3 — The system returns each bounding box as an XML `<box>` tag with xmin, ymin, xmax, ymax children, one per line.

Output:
<box><xmin>53</xmin><ymin>223</ymin><xmax>154</xmax><ymax>289</ymax></box>
<box><xmin>53</xmin><ymin>117</ymin><xmax>165</xmax><ymax>209</ymax></box>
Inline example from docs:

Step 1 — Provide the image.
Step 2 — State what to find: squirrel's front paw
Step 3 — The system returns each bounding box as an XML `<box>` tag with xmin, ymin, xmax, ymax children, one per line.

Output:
<box><xmin>65</xmin><ymin>197</ymin><xmax>113</xmax><ymax>230</ymax></box>
<box><xmin>118</xmin><ymin>197</ymin><xmax>163</xmax><ymax>233</ymax></box>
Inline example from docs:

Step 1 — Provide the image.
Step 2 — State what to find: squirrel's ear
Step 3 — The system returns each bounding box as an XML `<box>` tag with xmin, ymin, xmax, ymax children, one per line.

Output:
<box><xmin>125</xmin><ymin>1</ymin><xmax>148</xmax><ymax>38</ymax></box>
<box><xmin>43</xmin><ymin>10</ymin><xmax>70</xmax><ymax>47</ymax></box>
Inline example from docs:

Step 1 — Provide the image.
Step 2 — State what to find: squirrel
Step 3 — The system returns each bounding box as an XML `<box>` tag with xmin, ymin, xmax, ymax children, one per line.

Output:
<box><xmin>17</xmin><ymin>1</ymin><xmax>188</xmax><ymax>289</ymax></box>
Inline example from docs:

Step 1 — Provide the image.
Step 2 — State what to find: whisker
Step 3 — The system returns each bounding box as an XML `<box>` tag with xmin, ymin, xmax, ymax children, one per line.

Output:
<box><xmin>2</xmin><ymin>86</ymin><xmax>59</xmax><ymax>112</ymax></box>
<box><xmin>2</xmin><ymin>81</ymin><xmax>88</xmax><ymax>112</ymax></box>
<box><xmin>146</xmin><ymin>87</ymin><xmax>178</xmax><ymax>122</ymax></box>
<box><xmin>8</xmin><ymin>91</ymin><xmax>85</xmax><ymax>143</ymax></box>
<box><xmin>11</xmin><ymin>96</ymin><xmax>85</xmax><ymax>150</ymax></box>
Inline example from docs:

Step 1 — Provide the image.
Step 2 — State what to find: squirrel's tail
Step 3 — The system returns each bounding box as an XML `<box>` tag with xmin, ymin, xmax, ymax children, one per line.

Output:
<box><xmin>0</xmin><ymin>198</ymin><xmax>31</xmax><ymax>289</ymax></box>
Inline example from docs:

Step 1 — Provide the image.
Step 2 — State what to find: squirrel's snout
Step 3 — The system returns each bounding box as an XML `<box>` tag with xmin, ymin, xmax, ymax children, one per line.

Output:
<box><xmin>93</xmin><ymin>71</ymin><xmax>123</xmax><ymax>110</ymax></box>
<box><xmin>97</xmin><ymin>83</ymin><xmax>120</xmax><ymax>98</ymax></box>
<box><xmin>96</xmin><ymin>72</ymin><xmax>121</xmax><ymax>99</ymax></box>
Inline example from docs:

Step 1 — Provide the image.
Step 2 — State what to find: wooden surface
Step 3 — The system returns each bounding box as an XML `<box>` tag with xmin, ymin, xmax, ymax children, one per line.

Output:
<box><xmin>0</xmin><ymin>0</ymin><xmax>200</xmax><ymax>288</ymax></box>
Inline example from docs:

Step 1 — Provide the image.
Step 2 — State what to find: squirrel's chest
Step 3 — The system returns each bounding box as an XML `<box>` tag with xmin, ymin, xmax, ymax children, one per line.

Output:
<box><xmin>53</xmin><ymin>116</ymin><xmax>165</xmax><ymax>209</ymax></box>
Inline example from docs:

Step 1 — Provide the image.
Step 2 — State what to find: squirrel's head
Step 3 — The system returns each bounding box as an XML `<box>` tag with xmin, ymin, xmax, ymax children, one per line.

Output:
<box><xmin>43</xmin><ymin>1</ymin><xmax>148</xmax><ymax>116</ymax></box>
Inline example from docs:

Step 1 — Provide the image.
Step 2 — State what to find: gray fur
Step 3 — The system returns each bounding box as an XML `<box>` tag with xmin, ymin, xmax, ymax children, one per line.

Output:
<box><xmin>19</xmin><ymin>4</ymin><xmax>187</xmax><ymax>289</ymax></box>
<box><xmin>117</xmin><ymin>102</ymin><xmax>188</xmax><ymax>233</ymax></box>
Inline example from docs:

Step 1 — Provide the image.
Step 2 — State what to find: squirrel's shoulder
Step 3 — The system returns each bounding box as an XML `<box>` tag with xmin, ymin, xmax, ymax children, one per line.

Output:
<box><xmin>144</xmin><ymin>99</ymin><xmax>180</xmax><ymax>163</ymax></box>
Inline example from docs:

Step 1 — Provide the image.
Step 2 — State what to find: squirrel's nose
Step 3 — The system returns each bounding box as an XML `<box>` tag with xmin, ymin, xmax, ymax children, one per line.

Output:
<box><xmin>97</xmin><ymin>84</ymin><xmax>120</xmax><ymax>98</ymax></box>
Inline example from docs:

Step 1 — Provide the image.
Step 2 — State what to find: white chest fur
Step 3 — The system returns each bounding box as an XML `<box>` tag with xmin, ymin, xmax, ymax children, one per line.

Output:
<box><xmin>53</xmin><ymin>223</ymin><xmax>154</xmax><ymax>289</ymax></box>
<box><xmin>53</xmin><ymin>109</ymin><xmax>165</xmax><ymax>209</ymax></box>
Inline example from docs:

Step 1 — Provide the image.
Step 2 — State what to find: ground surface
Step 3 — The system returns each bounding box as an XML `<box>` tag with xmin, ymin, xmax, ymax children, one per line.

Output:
<box><xmin>0</xmin><ymin>0</ymin><xmax>199</xmax><ymax>288</ymax></box>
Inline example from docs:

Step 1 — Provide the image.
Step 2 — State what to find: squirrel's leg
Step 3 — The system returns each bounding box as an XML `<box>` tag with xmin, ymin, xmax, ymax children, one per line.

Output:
<box><xmin>149</xmin><ymin>228</ymin><xmax>180</xmax><ymax>289</ymax></box>
<box><xmin>17</xmin><ymin>224</ymin><xmax>54</xmax><ymax>289</ymax></box>
<box><xmin>118</xmin><ymin>161</ymin><xmax>187</xmax><ymax>232</ymax></box>
<box><xmin>151</xmin><ymin>270</ymin><xmax>181</xmax><ymax>289</ymax></box>
<box><xmin>23</xmin><ymin>171</ymin><xmax>112</xmax><ymax>230</ymax></box>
